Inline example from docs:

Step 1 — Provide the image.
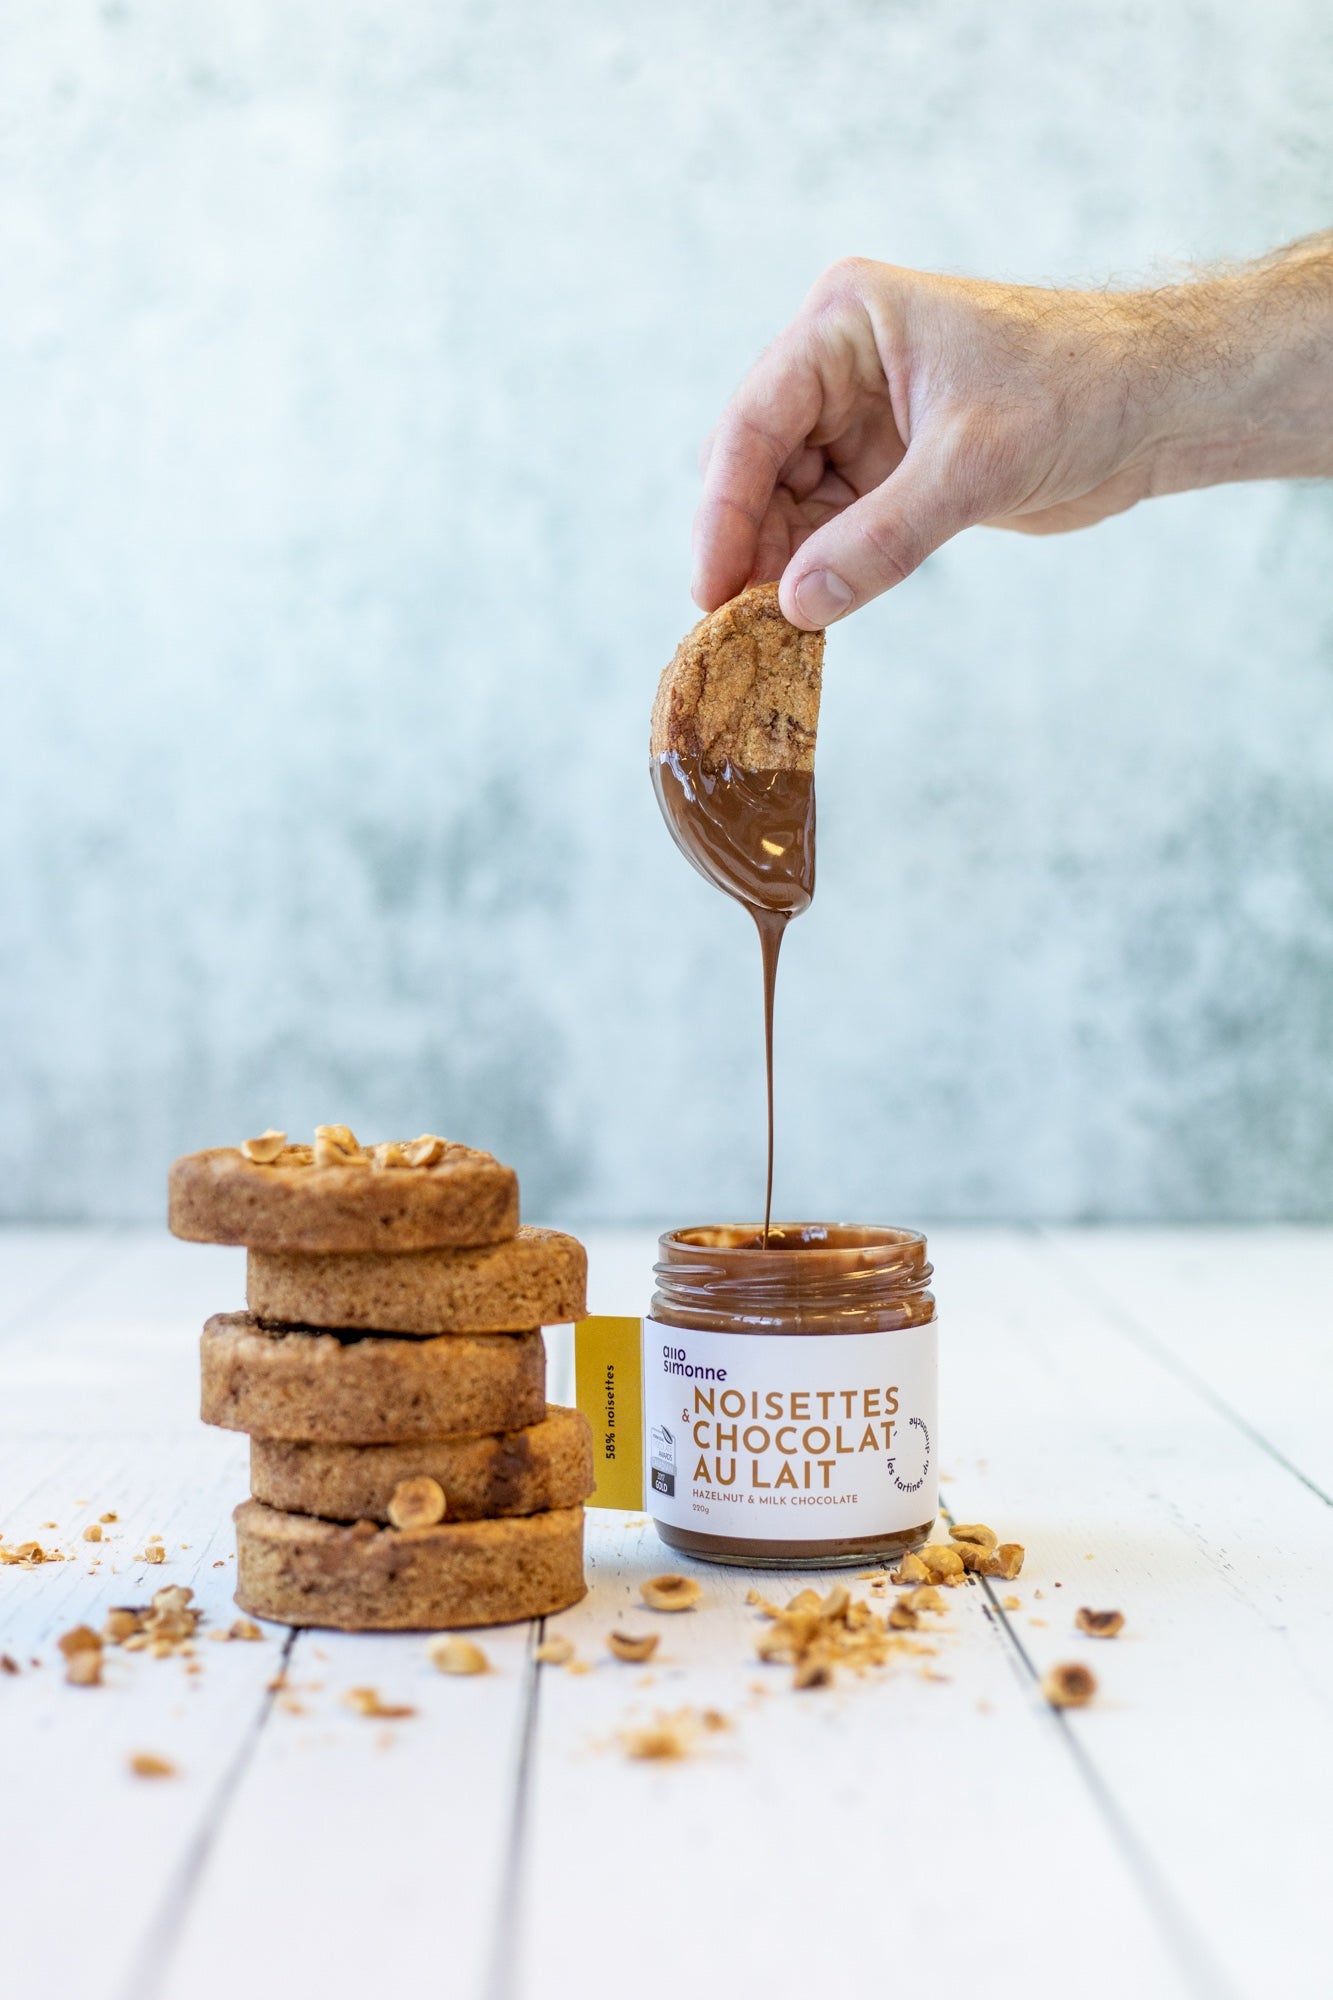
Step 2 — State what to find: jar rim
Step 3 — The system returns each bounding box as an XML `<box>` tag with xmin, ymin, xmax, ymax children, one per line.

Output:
<box><xmin>659</xmin><ymin>1222</ymin><xmax>926</xmax><ymax>1267</ymax></box>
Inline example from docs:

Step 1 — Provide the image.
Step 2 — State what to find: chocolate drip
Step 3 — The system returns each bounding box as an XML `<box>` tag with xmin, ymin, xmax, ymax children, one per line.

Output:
<box><xmin>651</xmin><ymin>751</ymin><xmax>815</xmax><ymax>1242</ymax></box>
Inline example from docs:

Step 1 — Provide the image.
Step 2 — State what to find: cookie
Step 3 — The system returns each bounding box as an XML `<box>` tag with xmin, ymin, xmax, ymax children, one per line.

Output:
<box><xmin>169</xmin><ymin>1142</ymin><xmax>518</xmax><ymax>1253</ymax></box>
<box><xmin>249</xmin><ymin>1404</ymin><xmax>595</xmax><ymax>1523</ymax></box>
<box><xmin>201</xmin><ymin>1312</ymin><xmax>546</xmax><ymax>1443</ymax></box>
<box><xmin>650</xmin><ymin>581</ymin><xmax>824</xmax><ymax>772</ymax></box>
<box><xmin>246</xmin><ymin>1225</ymin><xmax>586</xmax><ymax>1336</ymax></box>
<box><xmin>234</xmin><ymin>1498</ymin><xmax>587</xmax><ymax>1630</ymax></box>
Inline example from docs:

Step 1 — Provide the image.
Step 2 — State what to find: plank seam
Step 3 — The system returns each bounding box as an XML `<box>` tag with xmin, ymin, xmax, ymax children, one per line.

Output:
<box><xmin>481</xmin><ymin>1622</ymin><xmax>542</xmax><ymax>2000</ymax></box>
<box><xmin>941</xmin><ymin>1502</ymin><xmax>1237</xmax><ymax>2000</ymax></box>
<box><xmin>1035</xmin><ymin>1228</ymin><xmax>1332</xmax><ymax>1511</ymax></box>
<box><xmin>115</xmin><ymin>1624</ymin><xmax>299</xmax><ymax>2000</ymax></box>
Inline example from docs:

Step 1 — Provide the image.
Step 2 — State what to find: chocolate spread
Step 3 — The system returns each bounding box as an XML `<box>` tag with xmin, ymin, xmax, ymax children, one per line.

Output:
<box><xmin>651</xmin><ymin>749</ymin><xmax>815</xmax><ymax>1242</ymax></box>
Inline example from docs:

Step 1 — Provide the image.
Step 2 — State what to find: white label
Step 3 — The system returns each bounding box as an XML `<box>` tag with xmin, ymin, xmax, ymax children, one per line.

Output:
<box><xmin>643</xmin><ymin>1318</ymin><xmax>937</xmax><ymax>1542</ymax></box>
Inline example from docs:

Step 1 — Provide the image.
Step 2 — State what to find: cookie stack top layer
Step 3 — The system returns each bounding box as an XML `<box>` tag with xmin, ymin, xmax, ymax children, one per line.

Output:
<box><xmin>169</xmin><ymin>1129</ymin><xmax>518</xmax><ymax>1252</ymax></box>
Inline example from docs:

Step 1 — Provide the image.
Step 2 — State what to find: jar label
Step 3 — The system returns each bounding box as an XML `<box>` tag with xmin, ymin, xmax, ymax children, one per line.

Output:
<box><xmin>641</xmin><ymin>1318</ymin><xmax>937</xmax><ymax>1541</ymax></box>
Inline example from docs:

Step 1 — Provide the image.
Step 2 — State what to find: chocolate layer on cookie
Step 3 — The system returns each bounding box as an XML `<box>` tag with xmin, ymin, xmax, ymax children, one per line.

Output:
<box><xmin>201</xmin><ymin>1312</ymin><xmax>546</xmax><ymax>1443</ymax></box>
<box><xmin>249</xmin><ymin>1405</ymin><xmax>594</xmax><ymax>1523</ymax></box>
<box><xmin>234</xmin><ymin>1498</ymin><xmax>587</xmax><ymax>1630</ymax></box>
<box><xmin>169</xmin><ymin>1142</ymin><xmax>518</xmax><ymax>1253</ymax></box>
<box><xmin>246</xmin><ymin>1225</ymin><xmax>586</xmax><ymax>1336</ymax></box>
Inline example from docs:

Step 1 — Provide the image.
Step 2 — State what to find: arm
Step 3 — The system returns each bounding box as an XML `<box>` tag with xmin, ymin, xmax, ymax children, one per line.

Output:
<box><xmin>692</xmin><ymin>233</ymin><xmax>1333</xmax><ymax>629</ymax></box>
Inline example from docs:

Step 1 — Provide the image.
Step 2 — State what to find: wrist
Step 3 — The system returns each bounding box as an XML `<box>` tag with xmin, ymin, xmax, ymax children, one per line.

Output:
<box><xmin>1126</xmin><ymin>238</ymin><xmax>1333</xmax><ymax>495</ymax></box>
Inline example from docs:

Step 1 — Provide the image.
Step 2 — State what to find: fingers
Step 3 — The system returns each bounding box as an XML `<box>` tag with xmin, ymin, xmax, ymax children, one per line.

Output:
<box><xmin>691</xmin><ymin>334</ymin><xmax>825</xmax><ymax>610</ymax></box>
<box><xmin>777</xmin><ymin>440</ymin><xmax>978</xmax><ymax>628</ymax></box>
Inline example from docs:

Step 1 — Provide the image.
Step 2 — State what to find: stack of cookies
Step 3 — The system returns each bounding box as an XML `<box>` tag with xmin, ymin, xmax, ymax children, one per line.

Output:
<box><xmin>168</xmin><ymin>1127</ymin><xmax>593</xmax><ymax>1630</ymax></box>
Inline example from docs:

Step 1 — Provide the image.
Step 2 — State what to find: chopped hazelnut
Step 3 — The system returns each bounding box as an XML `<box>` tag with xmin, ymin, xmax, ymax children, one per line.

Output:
<box><xmin>1041</xmin><ymin>1662</ymin><xmax>1098</xmax><ymax>1709</ymax></box>
<box><xmin>241</xmin><ymin>1129</ymin><xmax>287</xmax><ymax>1164</ymax></box>
<box><xmin>65</xmin><ymin>1650</ymin><xmax>103</xmax><ymax>1687</ymax></box>
<box><xmin>887</xmin><ymin>1602</ymin><xmax>920</xmax><ymax>1631</ymax></box>
<box><xmin>902</xmin><ymin>1585</ymin><xmax>946</xmax><ymax>1615</ymax></box>
<box><xmin>889</xmin><ymin>1551</ymin><xmax>930</xmax><ymax>1585</ymax></box>
<box><xmin>981</xmin><ymin>1543</ymin><xmax>1025</xmax><ymax>1581</ymax></box>
<box><xmin>82</xmin><ymin>1524</ymin><xmax>102</xmax><ymax>1543</ymax></box>
<box><xmin>534</xmin><ymin>1635</ymin><xmax>575</xmax><ymax>1666</ymax></box>
<box><xmin>314</xmin><ymin>1124</ymin><xmax>367</xmax><ymax>1168</ymax></box>
<box><xmin>607</xmin><ymin>1631</ymin><xmax>659</xmax><ymax>1664</ymax></box>
<box><xmin>1075</xmin><ymin>1607</ymin><xmax>1125</xmax><ymax>1639</ymax></box>
<box><xmin>58</xmin><ymin>1625</ymin><xmax>102</xmax><ymax>1658</ymax></box>
<box><xmin>99</xmin><ymin>1512</ymin><xmax>118</xmax><ymax>1524</ymax></box>
<box><xmin>427</xmin><ymin>1637</ymin><xmax>489</xmax><ymax>1677</ymax></box>
<box><xmin>640</xmin><ymin>1573</ymin><xmax>701</xmax><ymax>1613</ymax></box>
<box><xmin>403</xmin><ymin>1135</ymin><xmax>446</xmax><ymax>1168</ymax></box>
<box><xmin>916</xmin><ymin>1544</ymin><xmax>966</xmax><ymax>1586</ymax></box>
<box><xmin>792</xmin><ymin>1658</ymin><xmax>833</xmax><ymax>1691</ymax></box>
<box><xmin>949</xmin><ymin>1523</ymin><xmax>998</xmax><ymax>1550</ymax></box>
<box><xmin>388</xmin><ymin>1476</ymin><xmax>448</xmax><ymax>1531</ymax></box>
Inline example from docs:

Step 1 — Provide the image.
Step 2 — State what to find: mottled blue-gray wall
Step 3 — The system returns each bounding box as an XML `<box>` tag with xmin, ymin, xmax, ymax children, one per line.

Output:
<box><xmin>2</xmin><ymin>2</ymin><xmax>1332</xmax><ymax>1224</ymax></box>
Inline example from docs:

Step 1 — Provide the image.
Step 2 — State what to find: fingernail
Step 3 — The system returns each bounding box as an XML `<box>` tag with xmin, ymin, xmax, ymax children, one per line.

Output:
<box><xmin>792</xmin><ymin>569</ymin><xmax>854</xmax><ymax>626</ymax></box>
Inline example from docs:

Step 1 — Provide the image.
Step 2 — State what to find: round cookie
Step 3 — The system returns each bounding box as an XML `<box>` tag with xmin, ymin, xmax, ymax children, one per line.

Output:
<box><xmin>246</xmin><ymin>1225</ymin><xmax>587</xmax><ymax>1335</ymax></box>
<box><xmin>202</xmin><ymin>1312</ymin><xmax>546</xmax><ymax>1443</ymax></box>
<box><xmin>249</xmin><ymin>1405</ymin><xmax>595</xmax><ymax>1523</ymax></box>
<box><xmin>169</xmin><ymin>1143</ymin><xmax>518</xmax><ymax>1253</ymax></box>
<box><xmin>651</xmin><ymin>581</ymin><xmax>824</xmax><ymax>772</ymax></box>
<box><xmin>234</xmin><ymin>1498</ymin><xmax>587</xmax><ymax>1630</ymax></box>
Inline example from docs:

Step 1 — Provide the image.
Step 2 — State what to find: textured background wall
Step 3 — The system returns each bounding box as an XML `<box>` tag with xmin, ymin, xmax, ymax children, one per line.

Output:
<box><xmin>2</xmin><ymin>1</ymin><xmax>1332</xmax><ymax>1224</ymax></box>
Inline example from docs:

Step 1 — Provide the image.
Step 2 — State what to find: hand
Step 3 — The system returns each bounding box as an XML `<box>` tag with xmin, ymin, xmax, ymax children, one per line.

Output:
<box><xmin>691</xmin><ymin>241</ymin><xmax>1333</xmax><ymax>628</ymax></box>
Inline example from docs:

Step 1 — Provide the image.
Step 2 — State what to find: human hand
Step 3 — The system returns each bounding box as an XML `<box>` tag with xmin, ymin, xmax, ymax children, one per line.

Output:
<box><xmin>691</xmin><ymin>242</ymin><xmax>1333</xmax><ymax>627</ymax></box>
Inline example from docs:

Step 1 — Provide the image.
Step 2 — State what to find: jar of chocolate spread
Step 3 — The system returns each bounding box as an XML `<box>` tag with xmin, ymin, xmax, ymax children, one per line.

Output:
<box><xmin>644</xmin><ymin>1223</ymin><xmax>937</xmax><ymax>1568</ymax></box>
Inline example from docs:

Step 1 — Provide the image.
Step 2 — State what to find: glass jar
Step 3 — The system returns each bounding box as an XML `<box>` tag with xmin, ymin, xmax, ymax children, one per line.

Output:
<box><xmin>645</xmin><ymin>1223</ymin><xmax>937</xmax><ymax>1569</ymax></box>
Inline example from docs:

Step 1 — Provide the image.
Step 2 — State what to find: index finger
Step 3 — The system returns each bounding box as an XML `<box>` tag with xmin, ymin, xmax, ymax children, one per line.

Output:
<box><xmin>690</xmin><ymin>331</ymin><xmax>824</xmax><ymax>611</ymax></box>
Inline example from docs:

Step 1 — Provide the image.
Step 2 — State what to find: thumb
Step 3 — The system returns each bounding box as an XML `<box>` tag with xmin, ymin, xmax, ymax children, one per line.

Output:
<box><xmin>778</xmin><ymin>443</ymin><xmax>975</xmax><ymax>628</ymax></box>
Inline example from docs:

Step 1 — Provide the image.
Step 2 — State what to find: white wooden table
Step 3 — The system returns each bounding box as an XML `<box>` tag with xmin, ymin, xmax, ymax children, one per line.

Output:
<box><xmin>2</xmin><ymin>1224</ymin><xmax>1330</xmax><ymax>2000</ymax></box>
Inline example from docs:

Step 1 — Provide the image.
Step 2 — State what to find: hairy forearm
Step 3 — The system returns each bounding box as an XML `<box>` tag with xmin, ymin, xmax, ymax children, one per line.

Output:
<box><xmin>1130</xmin><ymin>231</ymin><xmax>1333</xmax><ymax>495</ymax></box>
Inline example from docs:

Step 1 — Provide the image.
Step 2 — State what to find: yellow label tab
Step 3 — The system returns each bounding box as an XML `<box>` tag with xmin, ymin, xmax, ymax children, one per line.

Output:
<box><xmin>574</xmin><ymin>1316</ymin><xmax>643</xmax><ymax>1510</ymax></box>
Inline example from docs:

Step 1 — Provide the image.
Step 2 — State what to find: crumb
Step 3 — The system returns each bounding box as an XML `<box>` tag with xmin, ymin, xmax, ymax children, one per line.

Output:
<box><xmin>1002</xmin><ymin>1595</ymin><xmax>1021</xmax><ymax>1611</ymax></box>
<box><xmin>1041</xmin><ymin>1662</ymin><xmax>1097</xmax><ymax>1709</ymax></box>
<box><xmin>129</xmin><ymin>1753</ymin><xmax>177</xmax><ymax>1779</ymax></box>
<box><xmin>82</xmin><ymin>1525</ymin><xmax>102</xmax><ymax>1543</ymax></box>
<box><xmin>1075</xmin><ymin>1607</ymin><xmax>1125</xmax><ymax>1639</ymax></box>
<box><xmin>345</xmin><ymin>1686</ymin><xmax>416</xmax><ymax>1718</ymax></box>
<box><xmin>427</xmin><ymin>1637</ymin><xmax>488</xmax><ymax>1676</ymax></box>
<box><xmin>535</xmin><ymin>1635</ymin><xmax>575</xmax><ymax>1666</ymax></box>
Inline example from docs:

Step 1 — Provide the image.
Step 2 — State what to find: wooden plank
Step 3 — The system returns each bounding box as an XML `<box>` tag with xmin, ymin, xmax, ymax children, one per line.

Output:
<box><xmin>1038</xmin><ymin>1226</ymin><xmax>1333</xmax><ymax>1500</ymax></box>
<box><xmin>926</xmin><ymin>1226</ymin><xmax>1333</xmax><ymax>2000</ymax></box>
<box><xmin>0</xmin><ymin>1226</ymin><xmax>539</xmax><ymax>2000</ymax></box>
<box><xmin>516</xmin><ymin>1508</ymin><xmax>1188</xmax><ymax>2000</ymax></box>
<box><xmin>0</xmin><ymin>1429</ymin><xmax>285</xmax><ymax>2000</ymax></box>
<box><xmin>161</xmin><ymin>1620</ymin><xmax>538</xmax><ymax>2000</ymax></box>
<box><xmin>0</xmin><ymin>1230</ymin><xmax>283</xmax><ymax>2000</ymax></box>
